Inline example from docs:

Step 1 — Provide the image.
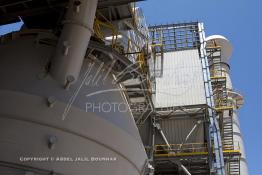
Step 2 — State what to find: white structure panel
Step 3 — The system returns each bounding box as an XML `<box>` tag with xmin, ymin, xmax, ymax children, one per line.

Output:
<box><xmin>155</xmin><ymin>50</ymin><xmax>206</xmax><ymax>108</ymax></box>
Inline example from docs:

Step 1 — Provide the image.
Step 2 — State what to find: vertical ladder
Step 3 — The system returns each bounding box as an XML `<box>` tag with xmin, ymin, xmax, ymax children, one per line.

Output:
<box><xmin>198</xmin><ymin>23</ymin><xmax>226</xmax><ymax>175</ymax></box>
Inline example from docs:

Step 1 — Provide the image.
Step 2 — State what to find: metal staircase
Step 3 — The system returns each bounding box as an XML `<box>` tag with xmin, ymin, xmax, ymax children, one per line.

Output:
<box><xmin>206</xmin><ymin>45</ymin><xmax>241</xmax><ymax>175</ymax></box>
<box><xmin>228</xmin><ymin>157</ymin><xmax>240</xmax><ymax>175</ymax></box>
<box><xmin>199</xmin><ymin>23</ymin><xmax>226</xmax><ymax>175</ymax></box>
<box><xmin>222</xmin><ymin>114</ymin><xmax>234</xmax><ymax>150</ymax></box>
<box><xmin>122</xmin><ymin>75</ymin><xmax>154</xmax><ymax>124</ymax></box>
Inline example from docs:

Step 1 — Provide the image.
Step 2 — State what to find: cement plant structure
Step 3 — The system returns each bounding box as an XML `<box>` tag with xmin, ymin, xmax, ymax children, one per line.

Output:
<box><xmin>0</xmin><ymin>0</ymin><xmax>248</xmax><ymax>175</ymax></box>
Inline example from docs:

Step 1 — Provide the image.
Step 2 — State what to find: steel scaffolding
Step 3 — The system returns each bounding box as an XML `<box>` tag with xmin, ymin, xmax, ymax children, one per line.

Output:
<box><xmin>206</xmin><ymin>41</ymin><xmax>241</xmax><ymax>175</ymax></box>
<box><xmin>139</xmin><ymin>22</ymin><xmax>228</xmax><ymax>175</ymax></box>
<box><xmin>149</xmin><ymin>22</ymin><xmax>200</xmax><ymax>52</ymax></box>
<box><xmin>92</xmin><ymin>17</ymin><xmax>240</xmax><ymax>174</ymax></box>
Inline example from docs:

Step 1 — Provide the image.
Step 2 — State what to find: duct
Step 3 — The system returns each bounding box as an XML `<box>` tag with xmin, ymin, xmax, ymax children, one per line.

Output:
<box><xmin>51</xmin><ymin>0</ymin><xmax>98</xmax><ymax>85</ymax></box>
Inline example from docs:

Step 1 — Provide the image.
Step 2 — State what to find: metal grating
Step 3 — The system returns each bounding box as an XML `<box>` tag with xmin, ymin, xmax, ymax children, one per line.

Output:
<box><xmin>149</xmin><ymin>22</ymin><xmax>200</xmax><ymax>52</ymax></box>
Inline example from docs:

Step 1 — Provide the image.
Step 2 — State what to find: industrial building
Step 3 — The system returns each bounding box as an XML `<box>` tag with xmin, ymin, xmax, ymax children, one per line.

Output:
<box><xmin>0</xmin><ymin>0</ymin><xmax>248</xmax><ymax>175</ymax></box>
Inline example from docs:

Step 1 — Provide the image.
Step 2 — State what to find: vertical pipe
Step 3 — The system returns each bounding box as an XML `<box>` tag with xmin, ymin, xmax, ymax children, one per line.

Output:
<box><xmin>51</xmin><ymin>0</ymin><xmax>98</xmax><ymax>85</ymax></box>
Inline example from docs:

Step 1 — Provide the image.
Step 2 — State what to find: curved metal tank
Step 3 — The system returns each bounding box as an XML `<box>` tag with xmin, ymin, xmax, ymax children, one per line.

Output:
<box><xmin>206</xmin><ymin>35</ymin><xmax>249</xmax><ymax>175</ymax></box>
<box><xmin>0</xmin><ymin>30</ymin><xmax>147</xmax><ymax>175</ymax></box>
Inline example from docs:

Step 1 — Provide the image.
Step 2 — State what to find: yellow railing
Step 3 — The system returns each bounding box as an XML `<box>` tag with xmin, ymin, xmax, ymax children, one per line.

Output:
<box><xmin>155</xmin><ymin>143</ymin><xmax>208</xmax><ymax>157</ymax></box>
<box><xmin>94</xmin><ymin>12</ymin><xmax>143</xmax><ymax>52</ymax></box>
<box><xmin>93</xmin><ymin>11</ymin><xmax>119</xmax><ymax>48</ymax></box>
<box><xmin>210</xmin><ymin>69</ymin><xmax>228</xmax><ymax>79</ymax></box>
<box><xmin>93</xmin><ymin>11</ymin><xmax>148</xmax><ymax>72</ymax></box>
<box><xmin>154</xmin><ymin>142</ymin><xmax>240</xmax><ymax>157</ymax></box>
<box><xmin>206</xmin><ymin>45</ymin><xmax>222</xmax><ymax>50</ymax></box>
<box><xmin>209</xmin><ymin>69</ymin><xmax>235</xmax><ymax>110</ymax></box>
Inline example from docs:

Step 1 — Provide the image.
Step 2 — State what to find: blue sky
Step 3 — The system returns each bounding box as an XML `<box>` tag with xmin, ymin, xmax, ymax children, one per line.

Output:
<box><xmin>0</xmin><ymin>0</ymin><xmax>261</xmax><ymax>174</ymax></box>
<box><xmin>139</xmin><ymin>0</ymin><xmax>261</xmax><ymax>174</ymax></box>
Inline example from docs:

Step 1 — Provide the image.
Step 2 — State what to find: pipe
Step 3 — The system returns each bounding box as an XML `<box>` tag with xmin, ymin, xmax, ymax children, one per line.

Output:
<box><xmin>181</xmin><ymin>165</ymin><xmax>192</xmax><ymax>175</ymax></box>
<box><xmin>170</xmin><ymin>160</ymin><xmax>192</xmax><ymax>175</ymax></box>
<box><xmin>154</xmin><ymin>123</ymin><xmax>171</xmax><ymax>150</ymax></box>
<box><xmin>51</xmin><ymin>0</ymin><xmax>98</xmax><ymax>85</ymax></box>
<box><xmin>159</xmin><ymin>130</ymin><xmax>171</xmax><ymax>150</ymax></box>
<box><xmin>179</xmin><ymin>120</ymin><xmax>201</xmax><ymax>150</ymax></box>
<box><xmin>185</xmin><ymin>120</ymin><xmax>201</xmax><ymax>142</ymax></box>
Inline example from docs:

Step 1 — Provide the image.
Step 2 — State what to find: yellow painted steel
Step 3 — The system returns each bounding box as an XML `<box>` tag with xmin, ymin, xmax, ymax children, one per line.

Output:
<box><xmin>206</xmin><ymin>46</ymin><xmax>222</xmax><ymax>49</ymax></box>
<box><xmin>210</xmin><ymin>76</ymin><xmax>227</xmax><ymax>79</ymax></box>
<box><xmin>93</xmin><ymin>9</ymin><xmax>152</xmax><ymax>95</ymax></box>
<box><xmin>154</xmin><ymin>150</ymin><xmax>241</xmax><ymax>157</ymax></box>
<box><xmin>137</xmin><ymin>53</ymin><xmax>146</xmax><ymax>71</ymax></box>
<box><xmin>215</xmin><ymin>106</ymin><xmax>234</xmax><ymax>111</ymax></box>
<box><xmin>154</xmin><ymin>152</ymin><xmax>208</xmax><ymax>157</ymax></box>
<box><xmin>93</xmin><ymin>11</ymin><xmax>143</xmax><ymax>54</ymax></box>
<box><xmin>154</xmin><ymin>142</ymin><xmax>241</xmax><ymax>157</ymax></box>
<box><xmin>210</xmin><ymin>69</ymin><xmax>228</xmax><ymax>74</ymax></box>
<box><xmin>151</xmin><ymin>43</ymin><xmax>163</xmax><ymax>47</ymax></box>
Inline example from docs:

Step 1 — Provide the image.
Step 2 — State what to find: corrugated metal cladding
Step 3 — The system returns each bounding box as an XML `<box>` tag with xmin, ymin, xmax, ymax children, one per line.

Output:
<box><xmin>154</xmin><ymin>49</ymin><xmax>206</xmax><ymax>108</ymax></box>
<box><xmin>158</xmin><ymin>117</ymin><xmax>204</xmax><ymax>144</ymax></box>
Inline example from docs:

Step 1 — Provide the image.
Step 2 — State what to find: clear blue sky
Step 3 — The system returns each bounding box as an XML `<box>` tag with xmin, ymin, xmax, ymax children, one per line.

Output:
<box><xmin>0</xmin><ymin>0</ymin><xmax>261</xmax><ymax>174</ymax></box>
<box><xmin>139</xmin><ymin>0</ymin><xmax>261</xmax><ymax>174</ymax></box>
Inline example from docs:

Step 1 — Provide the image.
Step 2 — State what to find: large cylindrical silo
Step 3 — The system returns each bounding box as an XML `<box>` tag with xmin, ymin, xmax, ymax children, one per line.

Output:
<box><xmin>0</xmin><ymin>29</ymin><xmax>147</xmax><ymax>175</ymax></box>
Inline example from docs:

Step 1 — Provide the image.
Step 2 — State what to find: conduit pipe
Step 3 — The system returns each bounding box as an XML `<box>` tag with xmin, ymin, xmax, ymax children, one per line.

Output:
<box><xmin>154</xmin><ymin>123</ymin><xmax>171</xmax><ymax>150</ymax></box>
<box><xmin>181</xmin><ymin>165</ymin><xmax>192</xmax><ymax>175</ymax></box>
<box><xmin>170</xmin><ymin>160</ymin><xmax>192</xmax><ymax>175</ymax></box>
<box><xmin>51</xmin><ymin>0</ymin><xmax>98</xmax><ymax>85</ymax></box>
<box><xmin>179</xmin><ymin>120</ymin><xmax>202</xmax><ymax>150</ymax></box>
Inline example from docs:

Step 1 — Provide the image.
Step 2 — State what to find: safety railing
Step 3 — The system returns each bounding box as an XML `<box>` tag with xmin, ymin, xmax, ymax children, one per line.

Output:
<box><xmin>154</xmin><ymin>142</ymin><xmax>241</xmax><ymax>157</ymax></box>
<box><xmin>206</xmin><ymin>46</ymin><xmax>222</xmax><ymax>49</ymax></box>
<box><xmin>214</xmin><ymin>100</ymin><xmax>234</xmax><ymax>111</ymax></box>
<box><xmin>209</xmin><ymin>68</ymin><xmax>235</xmax><ymax>110</ymax></box>
<box><xmin>223</xmin><ymin>141</ymin><xmax>241</xmax><ymax>154</ymax></box>
<box><xmin>210</xmin><ymin>69</ymin><xmax>228</xmax><ymax>79</ymax></box>
<box><xmin>206</xmin><ymin>45</ymin><xmax>222</xmax><ymax>58</ymax></box>
<box><xmin>155</xmin><ymin>143</ymin><xmax>208</xmax><ymax>157</ymax></box>
<box><xmin>93</xmin><ymin>11</ymin><xmax>148</xmax><ymax>71</ymax></box>
<box><xmin>149</xmin><ymin>22</ymin><xmax>200</xmax><ymax>52</ymax></box>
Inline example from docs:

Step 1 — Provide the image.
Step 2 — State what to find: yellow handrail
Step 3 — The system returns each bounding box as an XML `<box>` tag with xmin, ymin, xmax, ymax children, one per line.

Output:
<box><xmin>154</xmin><ymin>142</ymin><xmax>240</xmax><ymax>154</ymax></box>
<box><xmin>94</xmin><ymin>17</ymin><xmax>143</xmax><ymax>54</ymax></box>
<box><xmin>93</xmin><ymin>11</ymin><xmax>150</xmax><ymax>76</ymax></box>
